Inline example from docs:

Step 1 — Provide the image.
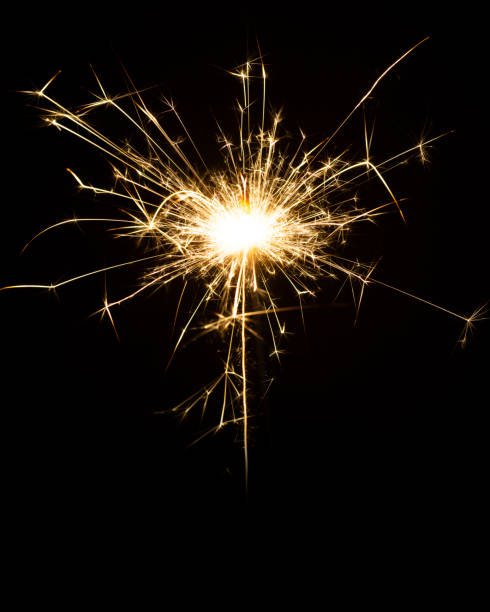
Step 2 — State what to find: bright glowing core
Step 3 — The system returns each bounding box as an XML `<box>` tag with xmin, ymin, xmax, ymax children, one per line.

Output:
<box><xmin>210</xmin><ymin>208</ymin><xmax>275</xmax><ymax>256</ymax></box>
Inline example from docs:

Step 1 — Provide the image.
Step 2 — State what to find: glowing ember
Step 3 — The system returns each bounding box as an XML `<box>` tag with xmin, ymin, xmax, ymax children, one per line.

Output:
<box><xmin>210</xmin><ymin>207</ymin><xmax>276</xmax><ymax>256</ymax></box>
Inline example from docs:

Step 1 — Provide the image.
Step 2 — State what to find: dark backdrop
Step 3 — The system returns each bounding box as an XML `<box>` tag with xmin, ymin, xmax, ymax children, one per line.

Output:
<box><xmin>3</xmin><ymin>4</ymin><xmax>488</xmax><ymax>559</ymax></box>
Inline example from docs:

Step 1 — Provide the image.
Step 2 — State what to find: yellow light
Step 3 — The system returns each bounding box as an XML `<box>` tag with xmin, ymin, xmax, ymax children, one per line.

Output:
<box><xmin>8</xmin><ymin>39</ymin><xmax>482</xmax><ymax>489</ymax></box>
<box><xmin>209</xmin><ymin>208</ymin><xmax>275</xmax><ymax>256</ymax></box>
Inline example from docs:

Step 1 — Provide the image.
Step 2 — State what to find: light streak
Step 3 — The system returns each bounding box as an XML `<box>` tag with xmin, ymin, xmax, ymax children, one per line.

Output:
<box><xmin>4</xmin><ymin>40</ymin><xmax>485</xmax><ymax>486</ymax></box>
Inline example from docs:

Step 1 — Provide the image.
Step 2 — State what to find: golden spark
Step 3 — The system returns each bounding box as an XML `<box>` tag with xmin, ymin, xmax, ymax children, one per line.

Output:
<box><xmin>5</xmin><ymin>39</ymin><xmax>485</xmax><ymax>486</ymax></box>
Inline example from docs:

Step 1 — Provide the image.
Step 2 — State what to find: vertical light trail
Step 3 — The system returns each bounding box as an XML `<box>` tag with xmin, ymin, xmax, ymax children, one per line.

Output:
<box><xmin>241</xmin><ymin>252</ymin><xmax>249</xmax><ymax>488</ymax></box>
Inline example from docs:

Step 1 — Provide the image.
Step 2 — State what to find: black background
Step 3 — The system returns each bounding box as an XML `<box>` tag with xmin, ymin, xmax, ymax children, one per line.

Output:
<box><xmin>3</xmin><ymin>3</ymin><xmax>488</xmax><ymax>562</ymax></box>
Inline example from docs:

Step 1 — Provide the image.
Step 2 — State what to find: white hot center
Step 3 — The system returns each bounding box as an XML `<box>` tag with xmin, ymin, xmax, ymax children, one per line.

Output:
<box><xmin>211</xmin><ymin>208</ymin><xmax>274</xmax><ymax>256</ymax></box>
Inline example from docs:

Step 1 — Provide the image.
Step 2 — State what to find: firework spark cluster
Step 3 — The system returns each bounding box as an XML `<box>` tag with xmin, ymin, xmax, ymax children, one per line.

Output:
<box><xmin>7</xmin><ymin>40</ymin><xmax>483</xmax><ymax>483</ymax></box>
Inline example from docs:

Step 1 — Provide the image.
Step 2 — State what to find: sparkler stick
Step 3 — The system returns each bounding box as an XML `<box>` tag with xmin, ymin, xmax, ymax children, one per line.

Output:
<box><xmin>4</xmin><ymin>39</ymin><xmax>485</xmax><ymax>488</ymax></box>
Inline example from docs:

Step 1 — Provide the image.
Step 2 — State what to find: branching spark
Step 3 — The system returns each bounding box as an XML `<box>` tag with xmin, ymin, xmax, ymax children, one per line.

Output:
<box><xmin>5</xmin><ymin>40</ymin><xmax>486</xmax><ymax>486</ymax></box>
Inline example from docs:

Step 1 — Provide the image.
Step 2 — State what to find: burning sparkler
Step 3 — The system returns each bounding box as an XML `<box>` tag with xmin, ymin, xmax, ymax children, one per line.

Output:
<box><xmin>5</xmin><ymin>38</ymin><xmax>485</xmax><ymax>486</ymax></box>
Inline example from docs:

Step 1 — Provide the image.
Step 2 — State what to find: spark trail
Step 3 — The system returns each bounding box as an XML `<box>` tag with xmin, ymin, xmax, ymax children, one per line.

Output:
<box><xmin>5</xmin><ymin>39</ymin><xmax>484</xmax><ymax>486</ymax></box>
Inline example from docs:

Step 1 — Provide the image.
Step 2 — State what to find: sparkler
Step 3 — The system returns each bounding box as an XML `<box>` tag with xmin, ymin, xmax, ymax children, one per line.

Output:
<box><xmin>5</xmin><ymin>38</ymin><xmax>485</xmax><ymax>487</ymax></box>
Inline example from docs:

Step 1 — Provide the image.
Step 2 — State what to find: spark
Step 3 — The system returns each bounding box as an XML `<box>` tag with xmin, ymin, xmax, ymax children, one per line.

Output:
<box><xmin>6</xmin><ymin>40</ymin><xmax>486</xmax><ymax>486</ymax></box>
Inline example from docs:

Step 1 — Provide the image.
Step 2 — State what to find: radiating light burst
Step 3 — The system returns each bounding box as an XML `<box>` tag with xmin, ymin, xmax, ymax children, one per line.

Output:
<box><xmin>6</xmin><ymin>38</ymin><xmax>485</xmax><ymax>486</ymax></box>
<box><xmin>210</xmin><ymin>207</ymin><xmax>275</xmax><ymax>257</ymax></box>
